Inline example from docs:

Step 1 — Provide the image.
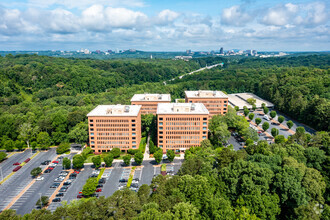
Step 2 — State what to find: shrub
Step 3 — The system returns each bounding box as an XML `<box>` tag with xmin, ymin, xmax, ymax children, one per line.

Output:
<box><xmin>0</xmin><ymin>152</ymin><xmax>7</xmax><ymax>162</ymax></box>
<box><xmin>92</xmin><ymin>155</ymin><xmax>101</xmax><ymax>168</ymax></box>
<box><xmin>63</xmin><ymin>157</ymin><xmax>71</xmax><ymax>169</ymax></box>
<box><xmin>123</xmin><ymin>155</ymin><xmax>131</xmax><ymax>166</ymax></box>
<box><xmin>56</xmin><ymin>142</ymin><xmax>70</xmax><ymax>154</ymax></box>
<box><xmin>104</xmin><ymin>153</ymin><xmax>114</xmax><ymax>167</ymax></box>
<box><xmin>30</xmin><ymin>167</ymin><xmax>42</xmax><ymax>177</ymax></box>
<box><xmin>134</xmin><ymin>152</ymin><xmax>144</xmax><ymax>165</ymax></box>
<box><xmin>127</xmin><ymin>149</ymin><xmax>139</xmax><ymax>155</ymax></box>
<box><xmin>111</xmin><ymin>148</ymin><xmax>121</xmax><ymax>158</ymax></box>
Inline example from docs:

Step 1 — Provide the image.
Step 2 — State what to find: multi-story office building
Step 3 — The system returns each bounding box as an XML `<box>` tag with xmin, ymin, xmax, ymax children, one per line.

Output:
<box><xmin>87</xmin><ymin>105</ymin><xmax>142</xmax><ymax>153</ymax></box>
<box><xmin>157</xmin><ymin>103</ymin><xmax>209</xmax><ymax>153</ymax></box>
<box><xmin>131</xmin><ymin>93</ymin><xmax>171</xmax><ymax>115</ymax></box>
<box><xmin>185</xmin><ymin>90</ymin><xmax>228</xmax><ymax>117</ymax></box>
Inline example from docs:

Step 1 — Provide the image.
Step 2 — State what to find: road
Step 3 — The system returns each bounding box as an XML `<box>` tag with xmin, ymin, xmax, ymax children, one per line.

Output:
<box><xmin>0</xmin><ymin>150</ymin><xmax>32</xmax><ymax>181</ymax></box>
<box><xmin>0</xmin><ymin>148</ymin><xmax>57</xmax><ymax>212</ymax></box>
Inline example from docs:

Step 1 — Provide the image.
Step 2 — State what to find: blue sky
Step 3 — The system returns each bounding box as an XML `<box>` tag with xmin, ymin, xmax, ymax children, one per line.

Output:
<box><xmin>0</xmin><ymin>0</ymin><xmax>328</xmax><ymax>51</ymax></box>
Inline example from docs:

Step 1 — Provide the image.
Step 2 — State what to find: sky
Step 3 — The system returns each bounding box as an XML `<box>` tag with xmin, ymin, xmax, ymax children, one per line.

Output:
<box><xmin>0</xmin><ymin>0</ymin><xmax>328</xmax><ymax>51</ymax></box>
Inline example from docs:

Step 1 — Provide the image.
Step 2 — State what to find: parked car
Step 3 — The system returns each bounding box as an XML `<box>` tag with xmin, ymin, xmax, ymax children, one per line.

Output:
<box><xmin>77</xmin><ymin>195</ymin><xmax>84</xmax><ymax>199</ymax></box>
<box><xmin>52</xmin><ymin>198</ymin><xmax>61</xmax><ymax>202</ymax></box>
<box><xmin>13</xmin><ymin>166</ymin><xmax>22</xmax><ymax>172</ymax></box>
<box><xmin>58</xmin><ymin>156</ymin><xmax>64</xmax><ymax>159</ymax></box>
<box><xmin>59</xmin><ymin>187</ymin><xmax>68</xmax><ymax>192</ymax></box>
<box><xmin>78</xmin><ymin>191</ymin><xmax>83</xmax><ymax>194</ymax></box>
<box><xmin>95</xmin><ymin>188</ymin><xmax>102</xmax><ymax>192</ymax></box>
<box><xmin>36</xmin><ymin>176</ymin><xmax>44</xmax><ymax>181</ymax></box>
<box><xmin>50</xmin><ymin>183</ymin><xmax>60</xmax><ymax>188</ymax></box>
<box><xmin>98</xmin><ymin>178</ymin><xmax>106</xmax><ymax>184</ymax></box>
<box><xmin>24</xmin><ymin>158</ymin><xmax>31</xmax><ymax>163</ymax></box>
<box><xmin>63</xmin><ymin>181</ymin><xmax>72</xmax><ymax>185</ymax></box>
<box><xmin>13</xmin><ymin>162</ymin><xmax>20</xmax><ymax>166</ymax></box>
<box><xmin>56</xmin><ymin>193</ymin><xmax>64</xmax><ymax>197</ymax></box>
<box><xmin>96</xmin><ymin>184</ymin><xmax>103</xmax><ymax>188</ymax></box>
<box><xmin>69</xmin><ymin>174</ymin><xmax>77</xmax><ymax>179</ymax></box>
<box><xmin>44</xmin><ymin>169</ymin><xmax>52</xmax><ymax>173</ymax></box>
<box><xmin>74</xmin><ymin>170</ymin><xmax>80</xmax><ymax>174</ymax></box>
<box><xmin>91</xmin><ymin>194</ymin><xmax>99</xmax><ymax>197</ymax></box>
<box><xmin>52</xmin><ymin>161</ymin><xmax>59</xmax><ymax>164</ymax></box>
<box><xmin>263</xmin><ymin>115</ymin><xmax>270</xmax><ymax>121</ymax></box>
<box><xmin>119</xmin><ymin>179</ymin><xmax>127</xmax><ymax>183</ymax></box>
<box><xmin>131</xmin><ymin>183</ymin><xmax>139</xmax><ymax>188</ymax></box>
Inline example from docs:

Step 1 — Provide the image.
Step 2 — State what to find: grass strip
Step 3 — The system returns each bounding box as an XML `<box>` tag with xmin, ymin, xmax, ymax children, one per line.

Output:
<box><xmin>127</xmin><ymin>167</ymin><xmax>136</xmax><ymax>188</ymax></box>
<box><xmin>97</xmin><ymin>168</ymin><xmax>105</xmax><ymax>181</ymax></box>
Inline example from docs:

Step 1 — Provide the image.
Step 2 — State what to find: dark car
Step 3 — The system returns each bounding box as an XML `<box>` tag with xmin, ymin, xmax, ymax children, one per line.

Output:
<box><xmin>58</xmin><ymin>156</ymin><xmax>64</xmax><ymax>159</ymax></box>
<box><xmin>133</xmin><ymin>178</ymin><xmax>139</xmax><ymax>181</ymax></box>
<box><xmin>98</xmin><ymin>178</ymin><xmax>106</xmax><ymax>184</ymax></box>
<box><xmin>91</xmin><ymin>194</ymin><xmax>99</xmax><ymax>197</ymax></box>
<box><xmin>59</xmin><ymin>188</ymin><xmax>68</xmax><ymax>192</ymax></box>
<box><xmin>95</xmin><ymin>188</ymin><xmax>102</xmax><ymax>192</ymax></box>
<box><xmin>50</xmin><ymin>183</ymin><xmax>60</xmax><ymax>188</ymax></box>
<box><xmin>63</xmin><ymin>181</ymin><xmax>72</xmax><ymax>185</ymax></box>
<box><xmin>77</xmin><ymin>195</ymin><xmax>84</xmax><ymax>199</ymax></box>
<box><xmin>96</xmin><ymin>184</ymin><xmax>103</xmax><ymax>188</ymax></box>
<box><xmin>52</xmin><ymin>198</ymin><xmax>61</xmax><ymax>202</ymax></box>
<box><xmin>44</xmin><ymin>169</ymin><xmax>52</xmax><ymax>173</ymax></box>
<box><xmin>56</xmin><ymin>193</ymin><xmax>64</xmax><ymax>197</ymax></box>
<box><xmin>131</xmin><ymin>183</ymin><xmax>139</xmax><ymax>188</ymax></box>
<box><xmin>69</xmin><ymin>175</ymin><xmax>77</xmax><ymax>179</ymax></box>
<box><xmin>119</xmin><ymin>179</ymin><xmax>127</xmax><ymax>183</ymax></box>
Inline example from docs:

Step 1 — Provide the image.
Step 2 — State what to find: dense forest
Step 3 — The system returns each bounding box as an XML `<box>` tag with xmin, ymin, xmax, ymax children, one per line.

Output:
<box><xmin>0</xmin><ymin>54</ymin><xmax>329</xmax><ymax>219</ymax></box>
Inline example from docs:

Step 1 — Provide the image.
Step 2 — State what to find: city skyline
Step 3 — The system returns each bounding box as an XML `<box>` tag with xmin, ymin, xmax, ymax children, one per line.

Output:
<box><xmin>0</xmin><ymin>0</ymin><xmax>329</xmax><ymax>51</ymax></box>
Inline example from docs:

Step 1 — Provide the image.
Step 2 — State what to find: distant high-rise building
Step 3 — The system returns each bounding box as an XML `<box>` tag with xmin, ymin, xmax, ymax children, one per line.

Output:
<box><xmin>186</xmin><ymin>49</ymin><xmax>191</xmax><ymax>54</ymax></box>
<box><xmin>220</xmin><ymin>47</ymin><xmax>224</xmax><ymax>54</ymax></box>
<box><xmin>95</xmin><ymin>50</ymin><xmax>101</xmax><ymax>54</ymax></box>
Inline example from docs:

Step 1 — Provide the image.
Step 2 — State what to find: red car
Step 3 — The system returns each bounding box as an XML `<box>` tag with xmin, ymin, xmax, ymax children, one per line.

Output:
<box><xmin>74</xmin><ymin>171</ymin><xmax>80</xmax><ymax>174</ymax></box>
<box><xmin>78</xmin><ymin>191</ymin><xmax>82</xmax><ymax>194</ymax></box>
<box><xmin>48</xmin><ymin>167</ymin><xmax>54</xmax><ymax>170</ymax></box>
<box><xmin>95</xmin><ymin>188</ymin><xmax>102</xmax><ymax>192</ymax></box>
<box><xmin>52</xmin><ymin>161</ymin><xmax>59</xmax><ymax>164</ymax></box>
<box><xmin>13</xmin><ymin>166</ymin><xmax>22</xmax><ymax>172</ymax></box>
<box><xmin>257</xmin><ymin>131</ymin><xmax>262</xmax><ymax>134</ymax></box>
<box><xmin>77</xmin><ymin>195</ymin><xmax>84</xmax><ymax>198</ymax></box>
<box><xmin>13</xmin><ymin>162</ymin><xmax>20</xmax><ymax>166</ymax></box>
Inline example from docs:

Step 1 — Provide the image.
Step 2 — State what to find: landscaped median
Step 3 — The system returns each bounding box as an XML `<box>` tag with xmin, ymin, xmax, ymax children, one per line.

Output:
<box><xmin>127</xmin><ymin>166</ymin><xmax>136</xmax><ymax>188</ymax></box>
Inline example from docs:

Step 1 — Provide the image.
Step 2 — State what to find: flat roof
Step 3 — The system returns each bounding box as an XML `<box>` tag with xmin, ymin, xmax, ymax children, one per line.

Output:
<box><xmin>131</xmin><ymin>94</ymin><xmax>171</xmax><ymax>102</ymax></box>
<box><xmin>185</xmin><ymin>90</ymin><xmax>228</xmax><ymax>98</ymax></box>
<box><xmin>157</xmin><ymin>103</ymin><xmax>209</xmax><ymax>115</ymax></box>
<box><xmin>87</xmin><ymin>105</ymin><xmax>141</xmax><ymax>117</ymax></box>
<box><xmin>228</xmin><ymin>93</ymin><xmax>274</xmax><ymax>110</ymax></box>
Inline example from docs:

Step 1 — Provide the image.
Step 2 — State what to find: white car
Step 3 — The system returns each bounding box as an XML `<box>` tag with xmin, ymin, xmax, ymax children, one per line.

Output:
<box><xmin>36</xmin><ymin>176</ymin><xmax>44</xmax><ymax>181</ymax></box>
<box><xmin>263</xmin><ymin>115</ymin><xmax>270</xmax><ymax>121</ymax></box>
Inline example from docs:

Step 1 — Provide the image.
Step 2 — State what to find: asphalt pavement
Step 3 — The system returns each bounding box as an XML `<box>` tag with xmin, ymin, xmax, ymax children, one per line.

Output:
<box><xmin>0</xmin><ymin>148</ymin><xmax>57</xmax><ymax>212</ymax></box>
<box><xmin>0</xmin><ymin>150</ymin><xmax>32</xmax><ymax>180</ymax></box>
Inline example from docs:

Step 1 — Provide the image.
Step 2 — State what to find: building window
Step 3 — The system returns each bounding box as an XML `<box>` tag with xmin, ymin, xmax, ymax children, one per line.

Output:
<box><xmin>132</xmin><ymin>120</ymin><xmax>136</xmax><ymax>122</ymax></box>
<box><xmin>224</xmin><ymin>101</ymin><xmax>227</xmax><ymax>103</ymax></box>
<box><xmin>159</xmin><ymin>136</ymin><xmax>163</xmax><ymax>139</ymax></box>
<box><xmin>159</xmin><ymin>145</ymin><xmax>163</xmax><ymax>148</ymax></box>
<box><xmin>203</xmin><ymin>118</ymin><xmax>207</xmax><ymax>121</ymax></box>
<box><xmin>203</xmin><ymin>131</ymin><xmax>207</xmax><ymax>135</ymax></box>
<box><xmin>159</xmin><ymin>117</ymin><xmax>163</xmax><ymax>121</ymax></box>
<box><xmin>132</xmin><ymin>133</ymin><xmax>136</xmax><ymax>136</ymax></box>
<box><xmin>189</xmin><ymin>101</ymin><xmax>192</xmax><ymax>103</ymax></box>
<box><xmin>160</xmin><ymin>140</ymin><xmax>163</xmax><ymax>143</ymax></box>
<box><xmin>132</xmin><ymin>124</ymin><xmax>136</xmax><ymax>127</ymax></box>
<box><xmin>132</xmin><ymin>141</ymin><xmax>136</xmax><ymax>144</ymax></box>
<box><xmin>132</xmin><ymin>137</ymin><xmax>136</xmax><ymax>140</ymax></box>
<box><xmin>90</xmin><ymin>124</ymin><xmax>94</xmax><ymax>127</ymax></box>
<box><xmin>224</xmin><ymin>108</ymin><xmax>227</xmax><ymax>111</ymax></box>
<box><xmin>132</xmin><ymin>128</ymin><xmax>136</xmax><ymax>131</ymax></box>
<box><xmin>91</xmin><ymin>141</ymin><xmax>95</xmax><ymax>144</ymax></box>
<box><xmin>90</xmin><ymin>133</ymin><xmax>94</xmax><ymax>136</ymax></box>
<box><xmin>91</xmin><ymin>145</ymin><xmax>95</xmax><ymax>148</ymax></box>
<box><xmin>224</xmin><ymin>104</ymin><xmax>227</xmax><ymax>107</ymax></box>
<box><xmin>203</xmin><ymin>127</ymin><xmax>207</xmax><ymax>130</ymax></box>
<box><xmin>203</xmin><ymin>122</ymin><xmax>207</xmax><ymax>125</ymax></box>
<box><xmin>203</xmin><ymin>136</ymin><xmax>206</xmax><ymax>139</ymax></box>
<box><xmin>89</xmin><ymin>119</ymin><xmax>93</xmax><ymax>123</ymax></box>
<box><xmin>132</xmin><ymin>146</ymin><xmax>136</xmax><ymax>149</ymax></box>
<box><xmin>91</xmin><ymin>137</ymin><xmax>94</xmax><ymax>140</ymax></box>
<box><xmin>90</xmin><ymin>128</ymin><xmax>94</xmax><ymax>131</ymax></box>
<box><xmin>159</xmin><ymin>131</ymin><xmax>163</xmax><ymax>134</ymax></box>
<box><xmin>159</xmin><ymin>127</ymin><xmax>163</xmax><ymax>130</ymax></box>
<box><xmin>159</xmin><ymin>122</ymin><xmax>163</xmax><ymax>126</ymax></box>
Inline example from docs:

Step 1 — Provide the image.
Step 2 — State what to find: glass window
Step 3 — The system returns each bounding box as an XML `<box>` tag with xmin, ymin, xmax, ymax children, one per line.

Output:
<box><xmin>159</xmin><ymin>131</ymin><xmax>163</xmax><ymax>134</ymax></box>
<box><xmin>91</xmin><ymin>141</ymin><xmax>95</xmax><ymax>144</ymax></box>
<box><xmin>132</xmin><ymin>133</ymin><xmax>136</xmax><ymax>136</ymax></box>
<box><xmin>203</xmin><ymin>127</ymin><xmax>207</xmax><ymax>130</ymax></box>
<box><xmin>132</xmin><ymin>128</ymin><xmax>136</xmax><ymax>131</ymax></box>
<box><xmin>132</xmin><ymin>137</ymin><xmax>136</xmax><ymax>140</ymax></box>
<box><xmin>132</xmin><ymin>141</ymin><xmax>136</xmax><ymax>144</ymax></box>
<box><xmin>91</xmin><ymin>137</ymin><xmax>94</xmax><ymax>140</ymax></box>
<box><xmin>89</xmin><ymin>119</ymin><xmax>93</xmax><ymax>122</ymax></box>
<box><xmin>90</xmin><ymin>128</ymin><xmax>94</xmax><ymax>131</ymax></box>
<box><xmin>203</xmin><ymin>118</ymin><xmax>207</xmax><ymax>121</ymax></box>
<box><xmin>159</xmin><ymin>117</ymin><xmax>163</xmax><ymax>121</ymax></box>
<box><xmin>159</xmin><ymin>145</ymin><xmax>163</xmax><ymax>148</ymax></box>
<box><xmin>90</xmin><ymin>124</ymin><xmax>94</xmax><ymax>127</ymax></box>
<box><xmin>159</xmin><ymin>122</ymin><xmax>163</xmax><ymax>126</ymax></box>
<box><xmin>132</xmin><ymin>120</ymin><xmax>135</xmax><ymax>122</ymax></box>
<box><xmin>159</xmin><ymin>136</ymin><xmax>163</xmax><ymax>139</ymax></box>
<box><xmin>203</xmin><ymin>122</ymin><xmax>207</xmax><ymax>125</ymax></box>
<box><xmin>132</xmin><ymin>124</ymin><xmax>136</xmax><ymax>127</ymax></box>
<box><xmin>91</xmin><ymin>133</ymin><xmax>94</xmax><ymax>136</ymax></box>
<box><xmin>132</xmin><ymin>146</ymin><xmax>136</xmax><ymax>149</ymax></box>
<box><xmin>159</xmin><ymin>127</ymin><xmax>163</xmax><ymax>130</ymax></box>
<box><xmin>203</xmin><ymin>136</ymin><xmax>206</xmax><ymax>139</ymax></box>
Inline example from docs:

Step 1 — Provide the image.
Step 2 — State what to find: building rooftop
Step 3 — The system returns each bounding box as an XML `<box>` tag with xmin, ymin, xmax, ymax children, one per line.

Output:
<box><xmin>87</xmin><ymin>105</ymin><xmax>141</xmax><ymax>117</ymax></box>
<box><xmin>157</xmin><ymin>103</ymin><xmax>209</xmax><ymax>115</ymax></box>
<box><xmin>228</xmin><ymin>93</ymin><xmax>274</xmax><ymax>110</ymax></box>
<box><xmin>131</xmin><ymin>93</ymin><xmax>171</xmax><ymax>102</ymax></box>
<box><xmin>185</xmin><ymin>90</ymin><xmax>228</xmax><ymax>98</ymax></box>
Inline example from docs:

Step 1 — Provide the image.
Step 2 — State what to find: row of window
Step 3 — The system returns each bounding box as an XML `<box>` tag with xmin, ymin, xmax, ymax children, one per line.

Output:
<box><xmin>97</xmin><ymin>141</ymin><xmax>130</xmax><ymax>145</ymax></box>
<box><xmin>94</xmin><ymin>124</ymin><xmax>134</xmax><ymax>127</ymax></box>
<box><xmin>92</xmin><ymin>146</ymin><xmax>135</xmax><ymax>149</ymax></box>
<box><xmin>95</xmin><ymin>132</ymin><xmax>129</xmax><ymax>136</ymax></box>
<box><xmin>97</xmin><ymin>137</ymin><xmax>129</xmax><ymax>140</ymax></box>
<box><xmin>159</xmin><ymin>117</ymin><xmax>207</xmax><ymax>121</ymax></box>
<box><xmin>162</xmin><ymin>136</ymin><xmax>202</xmax><ymax>140</ymax></box>
<box><xmin>159</xmin><ymin>144</ymin><xmax>199</xmax><ymax>148</ymax></box>
<box><xmin>163</xmin><ymin>122</ymin><xmax>204</xmax><ymax>126</ymax></box>
<box><xmin>165</xmin><ymin>131</ymin><xmax>201</xmax><ymax>135</ymax></box>
<box><xmin>160</xmin><ymin>127</ymin><xmax>206</xmax><ymax>131</ymax></box>
<box><xmin>96</xmin><ymin>128</ymin><xmax>129</xmax><ymax>132</ymax></box>
<box><xmin>188</xmin><ymin>100</ymin><xmax>228</xmax><ymax>104</ymax></box>
<box><xmin>165</xmin><ymin>140</ymin><xmax>201</xmax><ymax>144</ymax></box>
<box><xmin>91</xmin><ymin>119</ymin><xmax>133</xmax><ymax>123</ymax></box>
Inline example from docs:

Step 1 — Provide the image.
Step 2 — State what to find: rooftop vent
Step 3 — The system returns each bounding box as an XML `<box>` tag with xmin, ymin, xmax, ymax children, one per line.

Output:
<box><xmin>124</xmin><ymin>106</ymin><xmax>130</xmax><ymax>112</ymax></box>
<box><xmin>191</xmin><ymin>103</ymin><xmax>196</xmax><ymax>111</ymax></box>
<box><xmin>213</xmin><ymin>91</ymin><xmax>217</xmax><ymax>96</ymax></box>
<box><xmin>158</xmin><ymin>95</ymin><xmax>162</xmax><ymax>100</ymax></box>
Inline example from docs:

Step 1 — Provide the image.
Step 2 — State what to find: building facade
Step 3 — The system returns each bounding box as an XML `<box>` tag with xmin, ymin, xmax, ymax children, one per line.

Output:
<box><xmin>185</xmin><ymin>90</ymin><xmax>228</xmax><ymax>117</ymax></box>
<box><xmin>157</xmin><ymin>103</ymin><xmax>209</xmax><ymax>153</ymax></box>
<box><xmin>87</xmin><ymin>105</ymin><xmax>142</xmax><ymax>153</ymax></box>
<box><xmin>131</xmin><ymin>93</ymin><xmax>171</xmax><ymax>115</ymax></box>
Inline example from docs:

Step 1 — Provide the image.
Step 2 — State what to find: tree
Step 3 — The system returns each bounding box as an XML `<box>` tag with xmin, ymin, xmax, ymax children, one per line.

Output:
<box><xmin>30</xmin><ymin>167</ymin><xmax>42</xmax><ymax>177</ymax></box>
<box><xmin>68</xmin><ymin>122</ymin><xmax>88</xmax><ymax>145</ymax></box>
<box><xmin>293</xmin><ymin>126</ymin><xmax>306</xmax><ymax>145</ymax></box>
<box><xmin>262</xmin><ymin>122</ymin><xmax>269</xmax><ymax>132</ymax></box>
<box><xmin>37</xmin><ymin>132</ymin><xmax>51</xmax><ymax>149</ymax></box>
<box><xmin>252</xmin><ymin>104</ymin><xmax>257</xmax><ymax>111</ymax></box>
<box><xmin>36</xmin><ymin>196</ymin><xmax>49</xmax><ymax>208</ymax></box>
<box><xmin>18</xmin><ymin>123</ymin><xmax>38</xmax><ymax>149</ymax></box>
<box><xmin>0</xmin><ymin>152</ymin><xmax>7</xmax><ymax>162</ymax></box>
<box><xmin>271</xmin><ymin>128</ymin><xmax>279</xmax><ymax>137</ymax></box>
<box><xmin>82</xmin><ymin>177</ymin><xmax>98</xmax><ymax>196</ymax></box>
<box><xmin>278</xmin><ymin>116</ymin><xmax>285</xmax><ymax>124</ymax></box>
<box><xmin>134</xmin><ymin>152</ymin><xmax>144</xmax><ymax>165</ymax></box>
<box><xmin>255</xmin><ymin>118</ymin><xmax>262</xmax><ymax>126</ymax></box>
<box><xmin>275</xmin><ymin>135</ymin><xmax>286</xmax><ymax>144</ymax></box>
<box><xmin>173</xmin><ymin>202</ymin><xmax>199</xmax><ymax>220</ymax></box>
<box><xmin>261</xmin><ymin>103</ymin><xmax>266</xmax><ymax>108</ymax></box>
<box><xmin>4</xmin><ymin>139</ymin><xmax>14</xmax><ymax>152</ymax></box>
<box><xmin>247</xmin><ymin>98</ymin><xmax>256</xmax><ymax>105</ymax></box>
<box><xmin>270</xmin><ymin>111</ymin><xmax>277</xmax><ymax>119</ymax></box>
<box><xmin>137</xmin><ymin>184</ymin><xmax>151</xmax><ymax>206</ymax></box>
<box><xmin>15</xmin><ymin>140</ymin><xmax>25</xmax><ymax>151</ymax></box>
<box><xmin>234</xmin><ymin>106</ymin><xmax>240</xmax><ymax>111</ymax></box>
<box><xmin>104</xmin><ymin>153</ymin><xmax>114</xmax><ymax>167</ymax></box>
<box><xmin>244</xmin><ymin>108</ymin><xmax>250</xmax><ymax>117</ymax></box>
<box><xmin>111</xmin><ymin>148</ymin><xmax>121</xmax><ymax>158</ymax></box>
<box><xmin>305</xmin><ymin>147</ymin><xmax>326</xmax><ymax>171</ymax></box>
<box><xmin>166</xmin><ymin>150</ymin><xmax>175</xmax><ymax>162</ymax></box>
<box><xmin>31</xmin><ymin>141</ymin><xmax>37</xmax><ymax>151</ymax></box>
<box><xmin>92</xmin><ymin>155</ymin><xmax>101</xmax><ymax>168</ymax></box>
<box><xmin>63</xmin><ymin>157</ymin><xmax>71</xmax><ymax>169</ymax></box>
<box><xmin>213</xmin><ymin>124</ymin><xmax>231</xmax><ymax>145</ymax></box>
<box><xmin>56</xmin><ymin>142</ymin><xmax>70</xmax><ymax>154</ymax></box>
<box><xmin>246</xmin><ymin>138</ymin><xmax>254</xmax><ymax>146</ymax></box>
<box><xmin>248</xmin><ymin>113</ymin><xmax>254</xmax><ymax>121</ymax></box>
<box><xmin>154</xmin><ymin>149</ymin><xmax>163</xmax><ymax>164</ymax></box>
<box><xmin>242</xmin><ymin>127</ymin><xmax>259</xmax><ymax>142</ymax></box>
<box><xmin>286</xmin><ymin>120</ymin><xmax>294</xmax><ymax>130</ymax></box>
<box><xmin>123</xmin><ymin>155</ymin><xmax>131</xmax><ymax>166</ymax></box>
<box><xmin>149</xmin><ymin>140</ymin><xmax>157</xmax><ymax>154</ymax></box>
<box><xmin>73</xmin><ymin>154</ymin><xmax>84</xmax><ymax>169</ymax></box>
<box><xmin>263</xmin><ymin>107</ymin><xmax>269</xmax><ymax>115</ymax></box>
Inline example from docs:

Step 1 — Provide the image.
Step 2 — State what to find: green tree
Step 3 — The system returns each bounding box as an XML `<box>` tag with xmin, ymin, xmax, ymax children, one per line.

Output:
<box><xmin>234</xmin><ymin>106</ymin><xmax>240</xmax><ymax>111</ymax></box>
<box><xmin>149</xmin><ymin>140</ymin><xmax>157</xmax><ymax>154</ymax></box>
<box><xmin>275</xmin><ymin>135</ymin><xmax>286</xmax><ymax>144</ymax></box>
<box><xmin>263</xmin><ymin>107</ymin><xmax>269</xmax><ymax>115</ymax></box>
<box><xmin>56</xmin><ymin>142</ymin><xmax>70</xmax><ymax>154</ymax></box>
<box><xmin>252</xmin><ymin>104</ymin><xmax>257</xmax><ymax>111</ymax></box>
<box><xmin>73</xmin><ymin>154</ymin><xmax>84</xmax><ymax>169</ymax></box>
<box><xmin>270</xmin><ymin>110</ymin><xmax>277</xmax><ymax>119</ymax></box>
<box><xmin>18</xmin><ymin>123</ymin><xmax>38</xmax><ymax>149</ymax></box>
<box><xmin>278</xmin><ymin>116</ymin><xmax>285</xmax><ymax>124</ymax></box>
<box><xmin>68</xmin><ymin>122</ymin><xmax>88</xmax><ymax>145</ymax></box>
<box><xmin>15</xmin><ymin>140</ymin><xmax>25</xmax><ymax>151</ymax></box>
<box><xmin>173</xmin><ymin>202</ymin><xmax>199</xmax><ymax>220</ymax></box>
<box><xmin>255</xmin><ymin>118</ymin><xmax>262</xmax><ymax>126</ymax></box>
<box><xmin>4</xmin><ymin>139</ymin><xmax>14</xmax><ymax>152</ymax></box>
<box><xmin>123</xmin><ymin>155</ymin><xmax>131</xmax><ymax>166</ymax></box>
<box><xmin>31</xmin><ymin>141</ymin><xmax>37</xmax><ymax>151</ymax></box>
<box><xmin>0</xmin><ymin>152</ymin><xmax>7</xmax><ymax>162</ymax></box>
<box><xmin>104</xmin><ymin>153</ymin><xmax>114</xmax><ymax>167</ymax></box>
<box><xmin>36</xmin><ymin>196</ymin><xmax>49</xmax><ymax>208</ymax></box>
<box><xmin>63</xmin><ymin>157</ymin><xmax>71</xmax><ymax>169</ymax></box>
<box><xmin>154</xmin><ymin>149</ymin><xmax>163</xmax><ymax>164</ymax></box>
<box><xmin>293</xmin><ymin>127</ymin><xmax>306</xmax><ymax>145</ymax></box>
<box><xmin>82</xmin><ymin>177</ymin><xmax>98</xmax><ymax>196</ymax></box>
<box><xmin>111</xmin><ymin>148</ymin><xmax>121</xmax><ymax>158</ymax></box>
<box><xmin>92</xmin><ymin>155</ymin><xmax>101</xmax><ymax>168</ymax></box>
<box><xmin>37</xmin><ymin>132</ymin><xmax>51</xmax><ymax>149</ymax></box>
<box><xmin>262</xmin><ymin>122</ymin><xmax>270</xmax><ymax>132</ymax></box>
<box><xmin>30</xmin><ymin>167</ymin><xmax>42</xmax><ymax>177</ymax></box>
<box><xmin>286</xmin><ymin>120</ymin><xmax>294</xmax><ymax>130</ymax></box>
<box><xmin>271</xmin><ymin>128</ymin><xmax>279</xmax><ymax>137</ymax></box>
<box><xmin>166</xmin><ymin>150</ymin><xmax>175</xmax><ymax>162</ymax></box>
<box><xmin>244</xmin><ymin>108</ymin><xmax>250</xmax><ymax>117</ymax></box>
<box><xmin>304</xmin><ymin>147</ymin><xmax>326</xmax><ymax>171</ymax></box>
<box><xmin>247</xmin><ymin>98</ymin><xmax>256</xmax><ymax>105</ymax></box>
<box><xmin>134</xmin><ymin>152</ymin><xmax>144</xmax><ymax>165</ymax></box>
<box><xmin>248</xmin><ymin>113</ymin><xmax>254</xmax><ymax>121</ymax></box>
<box><xmin>261</xmin><ymin>103</ymin><xmax>266</xmax><ymax>108</ymax></box>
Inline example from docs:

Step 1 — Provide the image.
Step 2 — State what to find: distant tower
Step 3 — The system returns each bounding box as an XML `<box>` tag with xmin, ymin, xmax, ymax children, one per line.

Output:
<box><xmin>220</xmin><ymin>47</ymin><xmax>224</xmax><ymax>54</ymax></box>
<box><xmin>150</xmin><ymin>55</ymin><xmax>153</xmax><ymax>59</ymax></box>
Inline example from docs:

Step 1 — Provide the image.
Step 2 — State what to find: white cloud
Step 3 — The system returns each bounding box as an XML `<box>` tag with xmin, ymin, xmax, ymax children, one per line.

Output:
<box><xmin>262</xmin><ymin>3</ymin><xmax>299</xmax><ymax>26</ymax></box>
<box><xmin>0</xmin><ymin>8</ymin><xmax>36</xmax><ymax>35</ymax></box>
<box><xmin>221</xmin><ymin>5</ymin><xmax>253</xmax><ymax>26</ymax></box>
<box><xmin>81</xmin><ymin>5</ymin><xmax>108</xmax><ymax>31</ymax></box>
<box><xmin>155</xmin><ymin>9</ymin><xmax>180</xmax><ymax>25</ymax></box>
<box><xmin>304</xmin><ymin>2</ymin><xmax>328</xmax><ymax>25</ymax></box>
